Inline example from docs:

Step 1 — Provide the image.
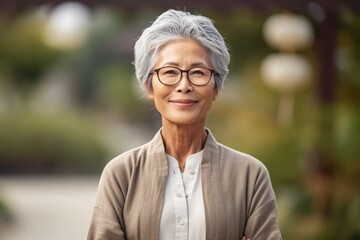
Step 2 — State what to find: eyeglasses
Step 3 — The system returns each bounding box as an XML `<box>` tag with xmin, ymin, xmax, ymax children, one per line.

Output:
<box><xmin>152</xmin><ymin>66</ymin><xmax>215</xmax><ymax>86</ymax></box>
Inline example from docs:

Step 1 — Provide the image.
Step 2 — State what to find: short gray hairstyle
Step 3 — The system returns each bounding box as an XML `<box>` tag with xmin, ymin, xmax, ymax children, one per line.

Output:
<box><xmin>134</xmin><ymin>9</ymin><xmax>230</xmax><ymax>92</ymax></box>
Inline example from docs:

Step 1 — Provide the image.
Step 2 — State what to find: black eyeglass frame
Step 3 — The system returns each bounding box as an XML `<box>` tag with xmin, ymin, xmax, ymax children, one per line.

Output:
<box><xmin>152</xmin><ymin>66</ymin><xmax>215</xmax><ymax>86</ymax></box>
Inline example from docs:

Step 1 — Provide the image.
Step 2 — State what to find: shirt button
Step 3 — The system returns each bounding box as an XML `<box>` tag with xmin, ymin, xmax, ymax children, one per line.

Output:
<box><xmin>176</xmin><ymin>192</ymin><xmax>183</xmax><ymax>198</ymax></box>
<box><xmin>189</xmin><ymin>169</ymin><xmax>196</xmax><ymax>175</ymax></box>
<box><xmin>178</xmin><ymin>219</ymin><xmax>185</xmax><ymax>226</ymax></box>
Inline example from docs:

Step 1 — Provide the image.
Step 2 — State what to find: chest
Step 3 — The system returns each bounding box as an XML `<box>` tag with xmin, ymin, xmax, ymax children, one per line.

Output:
<box><xmin>122</xmin><ymin>164</ymin><xmax>248</xmax><ymax>240</ymax></box>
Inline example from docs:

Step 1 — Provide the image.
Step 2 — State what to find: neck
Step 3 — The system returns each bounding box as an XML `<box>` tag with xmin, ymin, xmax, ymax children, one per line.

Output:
<box><xmin>161</xmin><ymin>120</ymin><xmax>207</xmax><ymax>172</ymax></box>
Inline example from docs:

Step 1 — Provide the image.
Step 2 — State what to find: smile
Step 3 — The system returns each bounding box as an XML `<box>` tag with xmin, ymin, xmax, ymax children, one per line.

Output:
<box><xmin>170</xmin><ymin>99</ymin><xmax>198</xmax><ymax>107</ymax></box>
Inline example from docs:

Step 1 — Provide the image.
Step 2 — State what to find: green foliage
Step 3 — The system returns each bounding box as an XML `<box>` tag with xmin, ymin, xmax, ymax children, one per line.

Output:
<box><xmin>0</xmin><ymin>197</ymin><xmax>9</xmax><ymax>218</ymax></box>
<box><xmin>0</xmin><ymin>112</ymin><xmax>108</xmax><ymax>174</ymax></box>
<box><xmin>0</xmin><ymin>196</ymin><xmax>12</xmax><ymax>232</ymax></box>
<box><xmin>96</xmin><ymin>64</ymin><xmax>132</xmax><ymax>108</ymax></box>
<box><xmin>333</xmin><ymin>103</ymin><xmax>360</xmax><ymax>178</ymax></box>
<box><xmin>340</xmin><ymin>10</ymin><xmax>360</xmax><ymax>88</ymax></box>
<box><xmin>94</xmin><ymin>63</ymin><xmax>150</xmax><ymax>120</ymax></box>
<box><xmin>0</xmin><ymin>11</ymin><xmax>59</xmax><ymax>90</ymax></box>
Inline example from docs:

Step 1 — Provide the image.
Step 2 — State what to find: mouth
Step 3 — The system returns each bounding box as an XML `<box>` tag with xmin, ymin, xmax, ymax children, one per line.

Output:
<box><xmin>170</xmin><ymin>99</ymin><xmax>199</xmax><ymax>107</ymax></box>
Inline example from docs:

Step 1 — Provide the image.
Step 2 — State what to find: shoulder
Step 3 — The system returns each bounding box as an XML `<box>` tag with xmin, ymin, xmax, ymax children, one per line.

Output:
<box><xmin>205</xmin><ymin>128</ymin><xmax>268</xmax><ymax>174</ymax></box>
<box><xmin>100</xmin><ymin>129</ymin><xmax>165</xmax><ymax>181</ymax></box>
<box><xmin>216</xmin><ymin>143</ymin><xmax>276</xmax><ymax>201</ymax></box>
<box><xmin>217</xmin><ymin>142</ymin><xmax>268</xmax><ymax>174</ymax></box>
<box><xmin>102</xmin><ymin>141</ymin><xmax>151</xmax><ymax>177</ymax></box>
<box><xmin>106</xmin><ymin>144</ymin><xmax>146</xmax><ymax>169</ymax></box>
<box><xmin>214</xmin><ymin>141</ymin><xmax>274</xmax><ymax>197</ymax></box>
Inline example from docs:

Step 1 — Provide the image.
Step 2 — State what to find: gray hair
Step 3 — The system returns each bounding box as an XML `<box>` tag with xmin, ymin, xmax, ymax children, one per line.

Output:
<box><xmin>133</xmin><ymin>9</ymin><xmax>230</xmax><ymax>92</ymax></box>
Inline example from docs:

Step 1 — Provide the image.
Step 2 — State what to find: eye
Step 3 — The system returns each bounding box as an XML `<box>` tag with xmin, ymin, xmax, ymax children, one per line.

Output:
<box><xmin>190</xmin><ymin>68</ymin><xmax>207</xmax><ymax>76</ymax></box>
<box><xmin>160</xmin><ymin>68</ymin><xmax>179</xmax><ymax>76</ymax></box>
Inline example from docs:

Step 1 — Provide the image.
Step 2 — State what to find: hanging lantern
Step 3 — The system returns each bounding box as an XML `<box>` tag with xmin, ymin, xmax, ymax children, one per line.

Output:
<box><xmin>263</xmin><ymin>13</ymin><xmax>314</xmax><ymax>51</ymax></box>
<box><xmin>260</xmin><ymin>53</ymin><xmax>312</xmax><ymax>93</ymax></box>
<box><xmin>43</xmin><ymin>2</ymin><xmax>91</xmax><ymax>51</ymax></box>
<box><xmin>261</xmin><ymin>12</ymin><xmax>314</xmax><ymax>126</ymax></box>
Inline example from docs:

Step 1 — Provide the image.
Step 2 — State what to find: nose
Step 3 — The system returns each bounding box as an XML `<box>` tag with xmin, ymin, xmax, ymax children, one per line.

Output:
<box><xmin>176</xmin><ymin>72</ymin><xmax>193</xmax><ymax>93</ymax></box>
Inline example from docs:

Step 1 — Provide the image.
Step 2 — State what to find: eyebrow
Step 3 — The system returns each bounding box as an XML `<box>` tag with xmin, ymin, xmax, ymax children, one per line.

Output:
<box><xmin>162</xmin><ymin>62</ymin><xmax>210</xmax><ymax>68</ymax></box>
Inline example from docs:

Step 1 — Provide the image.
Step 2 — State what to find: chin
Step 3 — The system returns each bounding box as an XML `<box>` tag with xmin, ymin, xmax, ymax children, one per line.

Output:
<box><xmin>164</xmin><ymin>115</ymin><xmax>205</xmax><ymax>126</ymax></box>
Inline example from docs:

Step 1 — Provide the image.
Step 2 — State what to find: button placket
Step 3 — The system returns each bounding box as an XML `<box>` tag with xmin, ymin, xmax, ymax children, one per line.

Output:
<box><xmin>172</xmin><ymin>167</ymin><xmax>188</xmax><ymax>239</ymax></box>
<box><xmin>163</xmin><ymin>151</ymin><xmax>204</xmax><ymax>240</ymax></box>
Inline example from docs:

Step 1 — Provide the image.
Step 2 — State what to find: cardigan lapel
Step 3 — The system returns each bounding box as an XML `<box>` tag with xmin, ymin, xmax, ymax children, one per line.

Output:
<box><xmin>140</xmin><ymin>129</ymin><xmax>168</xmax><ymax>240</ymax></box>
<box><xmin>202</xmin><ymin>129</ymin><xmax>227</xmax><ymax>240</ymax></box>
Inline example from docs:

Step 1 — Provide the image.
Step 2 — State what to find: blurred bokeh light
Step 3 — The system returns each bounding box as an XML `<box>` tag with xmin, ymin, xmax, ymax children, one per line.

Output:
<box><xmin>43</xmin><ymin>2</ymin><xmax>92</xmax><ymax>50</ymax></box>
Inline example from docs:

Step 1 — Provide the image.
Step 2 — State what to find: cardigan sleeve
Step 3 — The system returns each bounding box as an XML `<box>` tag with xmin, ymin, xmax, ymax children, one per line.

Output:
<box><xmin>244</xmin><ymin>164</ymin><xmax>282</xmax><ymax>240</ymax></box>
<box><xmin>87</xmin><ymin>162</ymin><xmax>128</xmax><ymax>240</ymax></box>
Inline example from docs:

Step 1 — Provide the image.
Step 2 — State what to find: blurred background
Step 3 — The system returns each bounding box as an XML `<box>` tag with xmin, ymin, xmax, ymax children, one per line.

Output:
<box><xmin>0</xmin><ymin>0</ymin><xmax>359</xmax><ymax>239</ymax></box>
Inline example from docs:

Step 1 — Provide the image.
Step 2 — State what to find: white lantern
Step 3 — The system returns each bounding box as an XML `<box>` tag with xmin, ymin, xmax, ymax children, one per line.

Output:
<box><xmin>261</xmin><ymin>13</ymin><xmax>314</xmax><ymax>126</ymax></box>
<box><xmin>263</xmin><ymin>13</ymin><xmax>314</xmax><ymax>51</ymax></box>
<box><xmin>43</xmin><ymin>2</ymin><xmax>91</xmax><ymax>50</ymax></box>
<box><xmin>260</xmin><ymin>53</ymin><xmax>312</xmax><ymax>93</ymax></box>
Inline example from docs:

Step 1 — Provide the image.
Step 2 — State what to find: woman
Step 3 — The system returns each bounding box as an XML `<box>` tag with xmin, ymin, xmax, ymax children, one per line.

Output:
<box><xmin>88</xmin><ymin>9</ymin><xmax>282</xmax><ymax>240</ymax></box>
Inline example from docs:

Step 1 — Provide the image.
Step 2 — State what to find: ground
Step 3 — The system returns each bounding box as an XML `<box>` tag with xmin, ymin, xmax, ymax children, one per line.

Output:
<box><xmin>0</xmin><ymin>175</ymin><xmax>99</xmax><ymax>240</ymax></box>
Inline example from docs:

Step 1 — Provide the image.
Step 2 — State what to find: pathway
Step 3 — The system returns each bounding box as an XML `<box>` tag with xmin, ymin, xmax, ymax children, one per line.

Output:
<box><xmin>0</xmin><ymin>176</ymin><xmax>99</xmax><ymax>240</ymax></box>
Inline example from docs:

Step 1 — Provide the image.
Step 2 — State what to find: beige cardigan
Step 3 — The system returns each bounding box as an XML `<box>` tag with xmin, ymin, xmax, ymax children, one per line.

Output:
<box><xmin>88</xmin><ymin>129</ymin><xmax>282</xmax><ymax>240</ymax></box>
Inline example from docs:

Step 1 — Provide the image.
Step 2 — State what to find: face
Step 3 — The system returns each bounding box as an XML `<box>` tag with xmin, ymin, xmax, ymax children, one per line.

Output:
<box><xmin>146</xmin><ymin>39</ymin><xmax>218</xmax><ymax>126</ymax></box>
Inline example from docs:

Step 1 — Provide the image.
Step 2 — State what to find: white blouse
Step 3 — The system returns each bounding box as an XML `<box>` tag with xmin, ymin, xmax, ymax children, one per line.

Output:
<box><xmin>159</xmin><ymin>150</ymin><xmax>206</xmax><ymax>240</ymax></box>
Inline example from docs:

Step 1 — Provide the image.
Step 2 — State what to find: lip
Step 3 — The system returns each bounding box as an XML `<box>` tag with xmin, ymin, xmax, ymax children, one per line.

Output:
<box><xmin>169</xmin><ymin>99</ymin><xmax>198</xmax><ymax>107</ymax></box>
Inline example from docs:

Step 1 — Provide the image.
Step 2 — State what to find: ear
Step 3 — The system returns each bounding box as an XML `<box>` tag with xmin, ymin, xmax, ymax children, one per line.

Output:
<box><xmin>144</xmin><ymin>80</ymin><xmax>154</xmax><ymax>100</ymax></box>
<box><xmin>212</xmin><ymin>88</ymin><xmax>218</xmax><ymax>101</ymax></box>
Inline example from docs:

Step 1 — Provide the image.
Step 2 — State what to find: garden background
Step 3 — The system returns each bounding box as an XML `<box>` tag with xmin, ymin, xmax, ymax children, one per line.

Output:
<box><xmin>0</xmin><ymin>1</ymin><xmax>359</xmax><ymax>239</ymax></box>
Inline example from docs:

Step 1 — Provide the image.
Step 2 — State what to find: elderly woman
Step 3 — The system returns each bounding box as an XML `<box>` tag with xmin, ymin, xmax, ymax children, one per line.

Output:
<box><xmin>88</xmin><ymin>9</ymin><xmax>281</xmax><ymax>240</ymax></box>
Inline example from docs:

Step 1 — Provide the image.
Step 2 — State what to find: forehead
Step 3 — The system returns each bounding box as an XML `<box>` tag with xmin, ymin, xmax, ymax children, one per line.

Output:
<box><xmin>155</xmin><ymin>39</ymin><xmax>211</xmax><ymax>66</ymax></box>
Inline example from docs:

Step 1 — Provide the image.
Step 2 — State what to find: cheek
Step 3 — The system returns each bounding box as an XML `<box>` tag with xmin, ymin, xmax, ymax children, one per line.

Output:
<box><xmin>200</xmin><ymin>90</ymin><xmax>216</xmax><ymax>110</ymax></box>
<box><xmin>150</xmin><ymin>84</ymin><xmax>170</xmax><ymax>109</ymax></box>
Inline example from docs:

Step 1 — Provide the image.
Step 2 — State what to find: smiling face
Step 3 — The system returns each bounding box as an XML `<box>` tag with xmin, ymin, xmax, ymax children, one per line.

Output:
<box><xmin>146</xmin><ymin>39</ymin><xmax>218</xmax><ymax>127</ymax></box>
